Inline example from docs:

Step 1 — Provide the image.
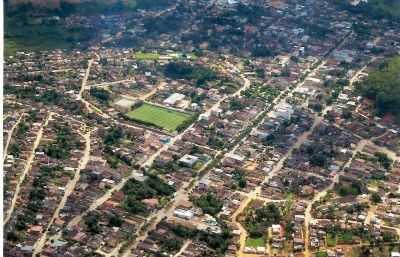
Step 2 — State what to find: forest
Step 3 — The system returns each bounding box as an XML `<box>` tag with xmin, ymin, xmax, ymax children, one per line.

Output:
<box><xmin>356</xmin><ymin>56</ymin><xmax>400</xmax><ymax>122</ymax></box>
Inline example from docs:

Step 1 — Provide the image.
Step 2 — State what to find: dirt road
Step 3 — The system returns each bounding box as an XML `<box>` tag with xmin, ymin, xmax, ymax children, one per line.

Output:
<box><xmin>3</xmin><ymin>112</ymin><xmax>24</xmax><ymax>162</ymax></box>
<box><xmin>4</xmin><ymin>112</ymin><xmax>53</xmax><ymax>224</ymax></box>
<box><xmin>32</xmin><ymin>128</ymin><xmax>92</xmax><ymax>256</ymax></box>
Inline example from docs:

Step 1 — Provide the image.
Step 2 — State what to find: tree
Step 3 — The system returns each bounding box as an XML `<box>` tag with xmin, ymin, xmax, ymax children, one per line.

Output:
<box><xmin>164</xmin><ymin>62</ymin><xmax>216</xmax><ymax>83</ymax></box>
<box><xmin>252</xmin><ymin>46</ymin><xmax>274</xmax><ymax>57</ymax></box>
<box><xmin>374</xmin><ymin>152</ymin><xmax>393</xmax><ymax>170</ymax></box>
<box><xmin>245</xmin><ymin>203</ymin><xmax>282</xmax><ymax>237</ymax></box>
<box><xmin>370</xmin><ymin>192</ymin><xmax>382</xmax><ymax>204</ymax></box>
<box><xmin>108</xmin><ymin>214</ymin><xmax>123</xmax><ymax>227</ymax></box>
<box><xmin>122</xmin><ymin>195</ymin><xmax>147</xmax><ymax>215</ymax></box>
<box><xmin>104</xmin><ymin>127</ymin><xmax>123</xmax><ymax>146</ymax></box>
<box><xmin>233</xmin><ymin>170</ymin><xmax>247</xmax><ymax>188</ymax></box>
<box><xmin>9</xmin><ymin>143</ymin><xmax>21</xmax><ymax>156</ymax></box>
<box><xmin>6</xmin><ymin>231</ymin><xmax>20</xmax><ymax>242</ymax></box>
<box><xmin>161</xmin><ymin>238</ymin><xmax>183</xmax><ymax>251</ymax></box>
<box><xmin>194</xmin><ymin>193</ymin><xmax>223</xmax><ymax>216</ymax></box>
<box><xmin>356</xmin><ymin>56</ymin><xmax>400</xmax><ymax>122</ymax></box>
<box><xmin>310</xmin><ymin>153</ymin><xmax>328</xmax><ymax>167</ymax></box>
<box><xmin>229</xmin><ymin>98</ymin><xmax>245</xmax><ymax>111</ymax></box>
<box><xmin>85</xmin><ymin>213</ymin><xmax>101</xmax><ymax>234</ymax></box>
<box><xmin>90</xmin><ymin>88</ymin><xmax>111</xmax><ymax>103</ymax></box>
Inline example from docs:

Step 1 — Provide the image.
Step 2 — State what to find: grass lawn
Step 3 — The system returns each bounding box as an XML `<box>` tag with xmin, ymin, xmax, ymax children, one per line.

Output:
<box><xmin>326</xmin><ymin>233</ymin><xmax>337</xmax><ymax>247</ymax></box>
<box><xmin>316</xmin><ymin>252</ymin><xmax>328</xmax><ymax>257</ymax></box>
<box><xmin>135</xmin><ymin>52</ymin><xmax>160</xmax><ymax>60</ymax></box>
<box><xmin>245</xmin><ymin>237</ymin><xmax>265</xmax><ymax>247</ymax></box>
<box><xmin>126</xmin><ymin>103</ymin><xmax>193</xmax><ymax>132</ymax></box>
<box><xmin>338</xmin><ymin>232</ymin><xmax>353</xmax><ymax>244</ymax></box>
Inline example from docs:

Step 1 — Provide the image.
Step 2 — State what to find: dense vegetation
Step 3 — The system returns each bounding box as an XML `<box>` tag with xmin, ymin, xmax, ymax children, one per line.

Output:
<box><xmin>4</xmin><ymin>86</ymin><xmax>85</xmax><ymax>115</ymax></box>
<box><xmin>85</xmin><ymin>212</ymin><xmax>102</xmax><ymax>234</ymax></box>
<box><xmin>44</xmin><ymin>124</ymin><xmax>82</xmax><ymax>159</ymax></box>
<box><xmin>193</xmin><ymin>192</ymin><xmax>223</xmax><ymax>216</ymax></box>
<box><xmin>6</xmin><ymin>0</ymin><xmax>174</xmax><ymax>16</ymax></box>
<box><xmin>89</xmin><ymin>88</ymin><xmax>111</xmax><ymax>104</ymax></box>
<box><xmin>4</xmin><ymin>15</ymin><xmax>95</xmax><ymax>56</ymax></box>
<box><xmin>4</xmin><ymin>0</ymin><xmax>174</xmax><ymax>55</ymax></box>
<box><xmin>326</xmin><ymin>224</ymin><xmax>398</xmax><ymax>246</ymax></box>
<box><xmin>356</xmin><ymin>56</ymin><xmax>400</xmax><ymax>122</ymax></box>
<box><xmin>197</xmin><ymin>221</ymin><xmax>233</xmax><ymax>256</ymax></box>
<box><xmin>232</xmin><ymin>170</ymin><xmax>247</xmax><ymax>188</ymax></box>
<box><xmin>103</xmin><ymin>127</ymin><xmax>124</xmax><ymax>146</ymax></box>
<box><xmin>374</xmin><ymin>152</ymin><xmax>393</xmax><ymax>170</ymax></box>
<box><xmin>333</xmin><ymin>0</ymin><xmax>400</xmax><ymax>20</ymax></box>
<box><xmin>244</xmin><ymin>202</ymin><xmax>282</xmax><ymax>237</ymax></box>
<box><xmin>11</xmin><ymin>165</ymin><xmax>63</xmax><ymax>240</ymax></box>
<box><xmin>121</xmin><ymin>175</ymin><xmax>175</xmax><ymax>215</ymax></box>
<box><xmin>164</xmin><ymin>62</ymin><xmax>217</xmax><ymax>87</ymax></box>
<box><xmin>335</xmin><ymin>181</ymin><xmax>366</xmax><ymax>197</ymax></box>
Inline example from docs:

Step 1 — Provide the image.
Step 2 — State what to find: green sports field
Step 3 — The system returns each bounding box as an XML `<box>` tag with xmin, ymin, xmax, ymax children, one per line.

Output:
<box><xmin>134</xmin><ymin>52</ymin><xmax>160</xmax><ymax>61</ymax></box>
<box><xmin>245</xmin><ymin>237</ymin><xmax>265</xmax><ymax>247</ymax></box>
<box><xmin>126</xmin><ymin>103</ymin><xmax>193</xmax><ymax>132</ymax></box>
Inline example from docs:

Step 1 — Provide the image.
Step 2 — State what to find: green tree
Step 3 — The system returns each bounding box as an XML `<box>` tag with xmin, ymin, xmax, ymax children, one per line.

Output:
<box><xmin>194</xmin><ymin>193</ymin><xmax>223</xmax><ymax>216</ymax></box>
<box><xmin>370</xmin><ymin>192</ymin><xmax>382</xmax><ymax>204</ymax></box>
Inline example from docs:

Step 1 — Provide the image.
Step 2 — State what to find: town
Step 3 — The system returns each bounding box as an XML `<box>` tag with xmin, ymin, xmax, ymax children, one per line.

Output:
<box><xmin>3</xmin><ymin>0</ymin><xmax>400</xmax><ymax>257</ymax></box>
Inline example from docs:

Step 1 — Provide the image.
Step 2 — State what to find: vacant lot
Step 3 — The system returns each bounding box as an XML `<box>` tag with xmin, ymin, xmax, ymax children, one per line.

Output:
<box><xmin>126</xmin><ymin>103</ymin><xmax>193</xmax><ymax>132</ymax></box>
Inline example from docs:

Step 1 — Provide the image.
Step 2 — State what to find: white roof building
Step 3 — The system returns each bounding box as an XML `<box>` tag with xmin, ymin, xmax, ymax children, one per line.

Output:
<box><xmin>174</xmin><ymin>208</ymin><xmax>194</xmax><ymax>220</ymax></box>
<box><xmin>163</xmin><ymin>93</ymin><xmax>185</xmax><ymax>106</ymax></box>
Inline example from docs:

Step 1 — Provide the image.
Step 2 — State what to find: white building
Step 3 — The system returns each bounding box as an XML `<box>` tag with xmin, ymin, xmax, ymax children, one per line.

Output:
<box><xmin>174</xmin><ymin>208</ymin><xmax>194</xmax><ymax>220</ymax></box>
<box><xmin>179</xmin><ymin>154</ymin><xmax>199</xmax><ymax>167</ymax></box>
<box><xmin>163</xmin><ymin>93</ymin><xmax>186</xmax><ymax>106</ymax></box>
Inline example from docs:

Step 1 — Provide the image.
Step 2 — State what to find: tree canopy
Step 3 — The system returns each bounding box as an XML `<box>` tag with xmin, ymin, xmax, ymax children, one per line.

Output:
<box><xmin>244</xmin><ymin>203</ymin><xmax>282</xmax><ymax>237</ymax></box>
<box><xmin>333</xmin><ymin>0</ymin><xmax>400</xmax><ymax>20</ymax></box>
<box><xmin>356</xmin><ymin>56</ymin><xmax>400</xmax><ymax>122</ymax></box>
<box><xmin>194</xmin><ymin>192</ymin><xmax>223</xmax><ymax>216</ymax></box>
<box><xmin>164</xmin><ymin>62</ymin><xmax>217</xmax><ymax>86</ymax></box>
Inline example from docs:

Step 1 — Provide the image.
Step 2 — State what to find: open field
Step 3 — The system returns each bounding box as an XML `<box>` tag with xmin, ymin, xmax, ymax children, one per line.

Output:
<box><xmin>245</xmin><ymin>237</ymin><xmax>265</xmax><ymax>247</ymax></box>
<box><xmin>135</xmin><ymin>52</ymin><xmax>160</xmax><ymax>60</ymax></box>
<box><xmin>125</xmin><ymin>103</ymin><xmax>193</xmax><ymax>132</ymax></box>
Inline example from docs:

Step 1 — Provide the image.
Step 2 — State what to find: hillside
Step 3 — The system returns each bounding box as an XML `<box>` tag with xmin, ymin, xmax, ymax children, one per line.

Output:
<box><xmin>356</xmin><ymin>56</ymin><xmax>400</xmax><ymax>122</ymax></box>
<box><xmin>333</xmin><ymin>0</ymin><xmax>400</xmax><ymax>20</ymax></box>
<box><xmin>4</xmin><ymin>0</ymin><xmax>173</xmax><ymax>55</ymax></box>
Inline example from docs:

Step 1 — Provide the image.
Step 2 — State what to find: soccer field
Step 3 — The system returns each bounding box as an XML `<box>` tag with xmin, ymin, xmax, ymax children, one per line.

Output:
<box><xmin>126</xmin><ymin>103</ymin><xmax>193</xmax><ymax>132</ymax></box>
<box><xmin>134</xmin><ymin>52</ymin><xmax>160</xmax><ymax>60</ymax></box>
